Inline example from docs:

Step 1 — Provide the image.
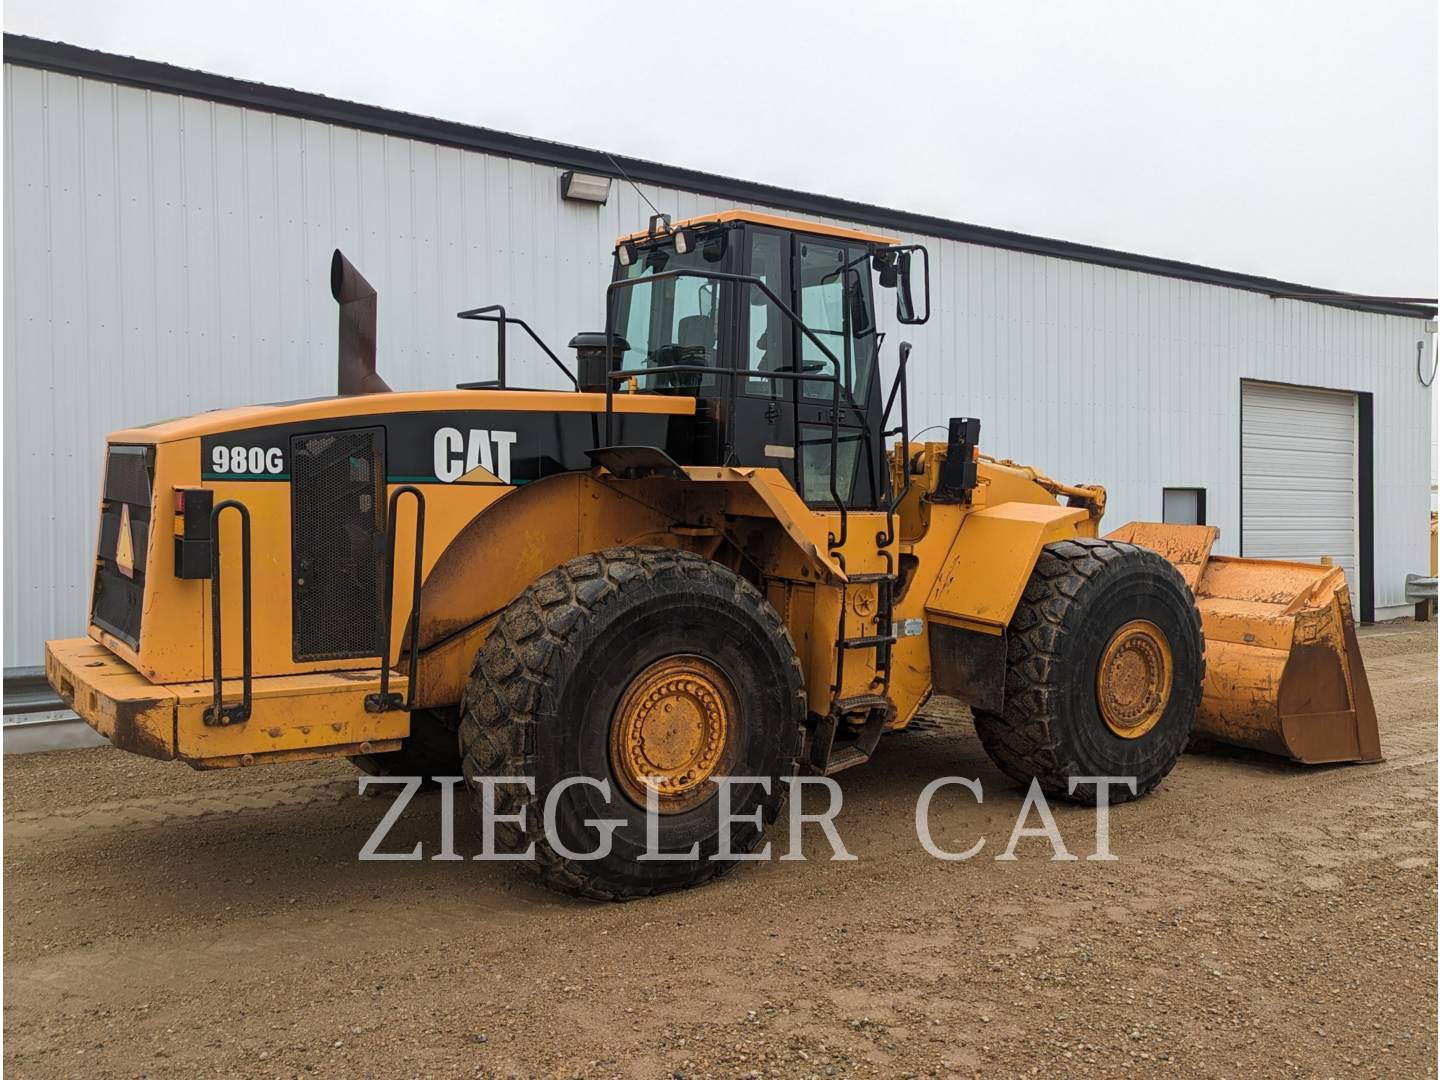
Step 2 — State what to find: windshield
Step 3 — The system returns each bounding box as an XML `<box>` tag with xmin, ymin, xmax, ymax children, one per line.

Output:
<box><xmin>611</xmin><ymin>241</ymin><xmax>723</xmax><ymax>390</ymax></box>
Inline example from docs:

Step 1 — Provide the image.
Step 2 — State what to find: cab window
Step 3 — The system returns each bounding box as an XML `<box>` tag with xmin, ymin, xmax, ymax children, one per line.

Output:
<box><xmin>612</xmin><ymin>242</ymin><xmax>722</xmax><ymax>390</ymax></box>
<box><xmin>799</xmin><ymin>424</ymin><xmax>863</xmax><ymax>504</ymax></box>
<box><xmin>743</xmin><ymin>230</ymin><xmax>787</xmax><ymax>396</ymax></box>
<box><xmin>798</xmin><ymin>240</ymin><xmax>877</xmax><ymax>403</ymax></box>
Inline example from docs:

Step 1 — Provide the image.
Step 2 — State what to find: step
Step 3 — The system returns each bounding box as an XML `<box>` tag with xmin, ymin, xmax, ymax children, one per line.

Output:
<box><xmin>837</xmin><ymin>633</ymin><xmax>897</xmax><ymax>651</ymax></box>
<box><xmin>823</xmin><ymin>745</ymin><xmax>871</xmax><ymax>775</ymax></box>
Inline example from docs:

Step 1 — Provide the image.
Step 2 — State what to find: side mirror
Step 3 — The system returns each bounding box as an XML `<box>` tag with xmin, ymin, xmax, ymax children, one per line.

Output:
<box><xmin>896</xmin><ymin>252</ymin><xmax>916</xmax><ymax>323</ymax></box>
<box><xmin>895</xmin><ymin>247</ymin><xmax>930</xmax><ymax>324</ymax></box>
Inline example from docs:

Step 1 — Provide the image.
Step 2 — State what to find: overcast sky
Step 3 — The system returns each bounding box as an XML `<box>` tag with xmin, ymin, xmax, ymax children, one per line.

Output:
<box><xmin>5</xmin><ymin>0</ymin><xmax>1436</xmax><ymax>295</ymax></box>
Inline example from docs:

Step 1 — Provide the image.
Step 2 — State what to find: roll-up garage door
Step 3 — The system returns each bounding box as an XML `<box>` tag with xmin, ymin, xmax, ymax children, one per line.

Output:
<box><xmin>1241</xmin><ymin>380</ymin><xmax>1358</xmax><ymax>607</ymax></box>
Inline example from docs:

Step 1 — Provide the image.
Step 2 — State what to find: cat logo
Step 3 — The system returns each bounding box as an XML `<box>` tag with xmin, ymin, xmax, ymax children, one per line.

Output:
<box><xmin>433</xmin><ymin>427</ymin><xmax>518</xmax><ymax>484</ymax></box>
<box><xmin>115</xmin><ymin>503</ymin><xmax>136</xmax><ymax>579</ymax></box>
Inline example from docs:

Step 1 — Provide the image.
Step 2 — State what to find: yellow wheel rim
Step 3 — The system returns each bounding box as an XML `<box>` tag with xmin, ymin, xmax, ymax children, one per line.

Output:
<box><xmin>609</xmin><ymin>655</ymin><xmax>737</xmax><ymax>813</ymax></box>
<box><xmin>1096</xmin><ymin>619</ymin><xmax>1173</xmax><ymax>739</ymax></box>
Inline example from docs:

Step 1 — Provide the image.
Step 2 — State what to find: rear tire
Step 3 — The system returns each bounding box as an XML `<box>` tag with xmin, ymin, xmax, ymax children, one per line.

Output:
<box><xmin>973</xmin><ymin>538</ymin><xmax>1204</xmax><ymax>803</ymax></box>
<box><xmin>458</xmin><ymin>546</ymin><xmax>805</xmax><ymax>900</ymax></box>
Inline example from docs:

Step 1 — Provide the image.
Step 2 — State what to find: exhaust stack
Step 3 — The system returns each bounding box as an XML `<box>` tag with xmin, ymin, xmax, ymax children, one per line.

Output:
<box><xmin>331</xmin><ymin>250</ymin><xmax>390</xmax><ymax>395</ymax></box>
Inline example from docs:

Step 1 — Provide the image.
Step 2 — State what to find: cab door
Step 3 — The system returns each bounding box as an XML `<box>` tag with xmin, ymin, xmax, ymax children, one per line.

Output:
<box><xmin>793</xmin><ymin>236</ymin><xmax>884</xmax><ymax>510</ymax></box>
<box><xmin>726</xmin><ymin>226</ymin><xmax>797</xmax><ymax>484</ymax></box>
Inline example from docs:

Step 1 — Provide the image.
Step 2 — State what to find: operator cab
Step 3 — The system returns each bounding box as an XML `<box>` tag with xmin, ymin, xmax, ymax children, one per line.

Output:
<box><xmin>601</xmin><ymin>211</ymin><xmax>928</xmax><ymax>510</ymax></box>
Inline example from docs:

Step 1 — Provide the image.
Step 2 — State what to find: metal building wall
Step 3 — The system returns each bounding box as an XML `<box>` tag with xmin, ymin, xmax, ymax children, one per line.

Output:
<box><xmin>4</xmin><ymin>62</ymin><xmax>1432</xmax><ymax>666</ymax></box>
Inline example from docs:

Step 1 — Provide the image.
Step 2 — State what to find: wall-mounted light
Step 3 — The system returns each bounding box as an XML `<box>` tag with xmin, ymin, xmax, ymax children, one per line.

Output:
<box><xmin>560</xmin><ymin>170</ymin><xmax>612</xmax><ymax>204</ymax></box>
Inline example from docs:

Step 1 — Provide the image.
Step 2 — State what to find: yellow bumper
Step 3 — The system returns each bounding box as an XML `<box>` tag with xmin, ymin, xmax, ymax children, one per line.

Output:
<box><xmin>44</xmin><ymin>637</ymin><xmax>409</xmax><ymax>768</ymax></box>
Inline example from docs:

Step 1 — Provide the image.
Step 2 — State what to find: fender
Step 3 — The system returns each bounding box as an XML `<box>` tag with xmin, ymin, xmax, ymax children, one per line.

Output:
<box><xmin>407</xmin><ymin>465</ymin><xmax>855</xmax><ymax>710</ymax></box>
<box><xmin>925</xmin><ymin>502</ymin><xmax>1090</xmax><ymax>711</ymax></box>
<box><xmin>926</xmin><ymin>502</ymin><xmax>1092</xmax><ymax>631</ymax></box>
<box><xmin>408</xmin><ymin>472</ymin><xmax>676</xmax><ymax>708</ymax></box>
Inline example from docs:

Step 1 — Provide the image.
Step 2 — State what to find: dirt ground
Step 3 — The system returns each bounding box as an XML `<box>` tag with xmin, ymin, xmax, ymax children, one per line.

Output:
<box><xmin>4</xmin><ymin>623</ymin><xmax>1435</xmax><ymax>1079</ymax></box>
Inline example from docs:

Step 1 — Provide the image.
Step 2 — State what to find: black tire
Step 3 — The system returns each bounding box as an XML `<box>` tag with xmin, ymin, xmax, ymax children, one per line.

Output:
<box><xmin>350</xmin><ymin>709</ymin><xmax>462</xmax><ymax>786</ymax></box>
<box><xmin>458</xmin><ymin>546</ymin><xmax>805</xmax><ymax>901</ymax></box>
<box><xmin>973</xmin><ymin>538</ymin><xmax>1204</xmax><ymax>803</ymax></box>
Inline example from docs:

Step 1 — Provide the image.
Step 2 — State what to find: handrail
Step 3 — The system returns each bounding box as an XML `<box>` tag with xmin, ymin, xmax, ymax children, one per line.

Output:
<box><xmin>871</xmin><ymin>341</ymin><xmax>913</xmax><ymax>691</ymax></box>
<box><xmin>457</xmin><ymin>304</ymin><xmax>580</xmax><ymax>390</ymax></box>
<box><xmin>879</xmin><ymin>341</ymin><xmax>913</xmax><ymax>544</ymax></box>
<box><xmin>366</xmin><ymin>486</ymin><xmax>427</xmax><ymax>714</ymax></box>
<box><xmin>600</xmin><ymin>267</ymin><xmax>851</xmax><ymax>553</ymax></box>
<box><xmin>204</xmin><ymin>500</ymin><xmax>252</xmax><ymax>727</ymax></box>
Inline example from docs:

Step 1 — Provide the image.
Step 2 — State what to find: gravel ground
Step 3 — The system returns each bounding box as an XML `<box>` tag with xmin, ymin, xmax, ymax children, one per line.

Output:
<box><xmin>4</xmin><ymin>623</ymin><xmax>1435</xmax><ymax>1079</ymax></box>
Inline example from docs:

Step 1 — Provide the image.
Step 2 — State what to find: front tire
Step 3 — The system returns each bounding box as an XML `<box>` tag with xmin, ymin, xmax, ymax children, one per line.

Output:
<box><xmin>458</xmin><ymin>547</ymin><xmax>805</xmax><ymax>900</ymax></box>
<box><xmin>973</xmin><ymin>538</ymin><xmax>1204</xmax><ymax>803</ymax></box>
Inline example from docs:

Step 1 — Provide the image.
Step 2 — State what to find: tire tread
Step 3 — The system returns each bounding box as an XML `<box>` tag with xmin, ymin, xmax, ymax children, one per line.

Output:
<box><xmin>458</xmin><ymin>546</ymin><xmax>804</xmax><ymax>900</ymax></box>
<box><xmin>973</xmin><ymin>538</ymin><xmax>1204</xmax><ymax>803</ymax></box>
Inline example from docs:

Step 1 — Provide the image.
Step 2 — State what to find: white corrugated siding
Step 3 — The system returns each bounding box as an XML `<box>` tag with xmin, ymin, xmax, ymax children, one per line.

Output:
<box><xmin>1241</xmin><ymin>381</ymin><xmax>1358</xmax><ymax>603</ymax></box>
<box><xmin>4</xmin><ymin>63</ymin><xmax>1433</xmax><ymax>665</ymax></box>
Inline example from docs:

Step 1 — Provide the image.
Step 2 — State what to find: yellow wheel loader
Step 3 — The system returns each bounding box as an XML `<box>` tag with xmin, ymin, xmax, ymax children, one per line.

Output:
<box><xmin>45</xmin><ymin>210</ymin><xmax>1379</xmax><ymax>899</ymax></box>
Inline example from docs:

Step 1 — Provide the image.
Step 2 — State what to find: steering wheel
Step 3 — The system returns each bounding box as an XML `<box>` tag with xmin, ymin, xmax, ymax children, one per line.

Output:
<box><xmin>643</xmin><ymin>344</ymin><xmax>712</xmax><ymax>391</ymax></box>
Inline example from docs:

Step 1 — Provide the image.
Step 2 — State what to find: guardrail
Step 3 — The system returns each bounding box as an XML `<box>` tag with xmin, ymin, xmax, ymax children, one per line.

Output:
<box><xmin>456</xmin><ymin>304</ymin><xmax>579</xmax><ymax>389</ymax></box>
<box><xmin>204</xmin><ymin>500</ymin><xmax>253</xmax><ymax>726</ymax></box>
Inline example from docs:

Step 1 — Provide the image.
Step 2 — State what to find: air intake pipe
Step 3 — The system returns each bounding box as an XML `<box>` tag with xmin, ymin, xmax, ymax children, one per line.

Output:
<box><xmin>331</xmin><ymin>250</ymin><xmax>391</xmax><ymax>395</ymax></box>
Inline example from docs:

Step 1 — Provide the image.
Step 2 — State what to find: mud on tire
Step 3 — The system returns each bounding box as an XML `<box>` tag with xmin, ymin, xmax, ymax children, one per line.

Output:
<box><xmin>458</xmin><ymin>546</ymin><xmax>806</xmax><ymax>901</ymax></box>
<box><xmin>973</xmin><ymin>538</ymin><xmax>1204</xmax><ymax>803</ymax></box>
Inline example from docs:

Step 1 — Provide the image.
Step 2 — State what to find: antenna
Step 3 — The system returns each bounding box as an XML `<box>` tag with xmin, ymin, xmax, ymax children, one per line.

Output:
<box><xmin>604</xmin><ymin>152</ymin><xmax>667</xmax><ymax>222</ymax></box>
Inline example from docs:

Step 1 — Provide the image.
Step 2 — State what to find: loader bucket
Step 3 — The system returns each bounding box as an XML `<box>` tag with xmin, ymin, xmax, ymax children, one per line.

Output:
<box><xmin>1107</xmin><ymin>522</ymin><xmax>1381</xmax><ymax>764</ymax></box>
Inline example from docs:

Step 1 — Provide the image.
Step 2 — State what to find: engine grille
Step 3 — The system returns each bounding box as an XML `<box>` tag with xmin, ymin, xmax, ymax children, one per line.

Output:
<box><xmin>290</xmin><ymin>427</ymin><xmax>386</xmax><ymax>662</ymax></box>
<box><xmin>91</xmin><ymin>444</ymin><xmax>154</xmax><ymax>650</ymax></box>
